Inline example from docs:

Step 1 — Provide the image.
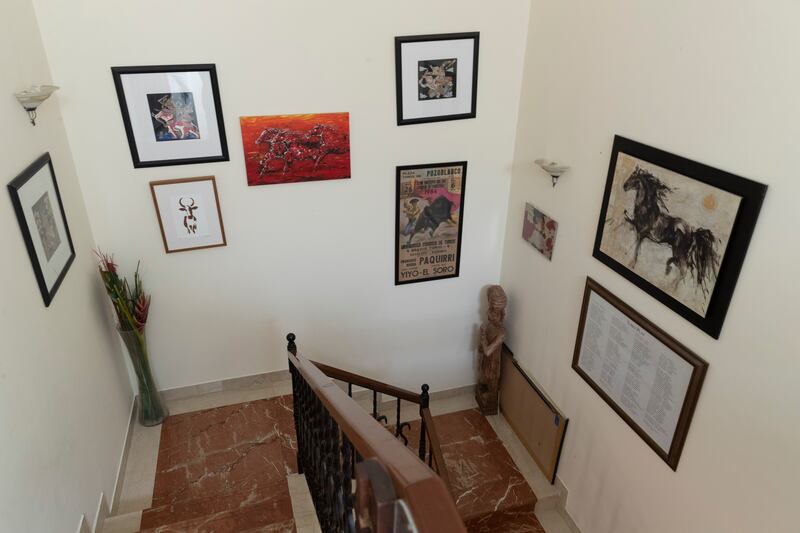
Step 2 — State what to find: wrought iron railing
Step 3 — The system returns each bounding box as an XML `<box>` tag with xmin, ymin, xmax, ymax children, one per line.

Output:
<box><xmin>287</xmin><ymin>333</ymin><xmax>464</xmax><ymax>533</ymax></box>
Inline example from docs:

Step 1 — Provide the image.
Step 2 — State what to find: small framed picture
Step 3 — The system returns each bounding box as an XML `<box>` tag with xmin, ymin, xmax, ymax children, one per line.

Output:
<box><xmin>8</xmin><ymin>153</ymin><xmax>75</xmax><ymax>306</ymax></box>
<box><xmin>395</xmin><ymin>32</ymin><xmax>479</xmax><ymax>126</ymax></box>
<box><xmin>111</xmin><ymin>64</ymin><xmax>229</xmax><ymax>168</ymax></box>
<box><xmin>149</xmin><ymin>176</ymin><xmax>226</xmax><ymax>253</ymax></box>
<box><xmin>522</xmin><ymin>203</ymin><xmax>558</xmax><ymax>260</ymax></box>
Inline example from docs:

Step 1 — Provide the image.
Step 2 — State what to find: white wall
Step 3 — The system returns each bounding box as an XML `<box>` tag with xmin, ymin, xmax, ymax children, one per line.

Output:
<box><xmin>0</xmin><ymin>1</ymin><xmax>133</xmax><ymax>531</ymax></box>
<box><xmin>32</xmin><ymin>0</ymin><xmax>532</xmax><ymax>392</ymax></box>
<box><xmin>501</xmin><ymin>1</ymin><xmax>799</xmax><ymax>532</ymax></box>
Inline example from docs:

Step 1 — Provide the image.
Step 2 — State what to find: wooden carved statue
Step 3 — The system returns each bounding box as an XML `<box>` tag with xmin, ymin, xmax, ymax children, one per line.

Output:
<box><xmin>476</xmin><ymin>285</ymin><xmax>507</xmax><ymax>415</ymax></box>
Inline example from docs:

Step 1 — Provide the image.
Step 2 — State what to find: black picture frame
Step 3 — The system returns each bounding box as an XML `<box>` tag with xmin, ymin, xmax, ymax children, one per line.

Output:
<box><xmin>593</xmin><ymin>136</ymin><xmax>767</xmax><ymax>339</ymax></box>
<box><xmin>395</xmin><ymin>32</ymin><xmax>479</xmax><ymax>126</ymax></box>
<box><xmin>8</xmin><ymin>153</ymin><xmax>76</xmax><ymax>307</ymax></box>
<box><xmin>111</xmin><ymin>64</ymin><xmax>229</xmax><ymax>168</ymax></box>
<box><xmin>572</xmin><ymin>278</ymin><xmax>708</xmax><ymax>470</ymax></box>
<box><xmin>395</xmin><ymin>161</ymin><xmax>467</xmax><ymax>285</ymax></box>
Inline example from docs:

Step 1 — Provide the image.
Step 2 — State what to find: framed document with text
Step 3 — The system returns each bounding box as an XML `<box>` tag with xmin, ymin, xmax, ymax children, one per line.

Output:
<box><xmin>572</xmin><ymin>277</ymin><xmax>708</xmax><ymax>470</ymax></box>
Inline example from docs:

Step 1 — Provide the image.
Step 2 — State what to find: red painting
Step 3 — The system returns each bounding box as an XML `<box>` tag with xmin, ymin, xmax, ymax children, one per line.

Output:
<box><xmin>240</xmin><ymin>112</ymin><xmax>351</xmax><ymax>186</ymax></box>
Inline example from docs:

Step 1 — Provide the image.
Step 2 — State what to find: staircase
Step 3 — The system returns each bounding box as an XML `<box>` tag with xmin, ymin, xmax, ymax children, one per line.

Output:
<box><xmin>103</xmin><ymin>335</ymin><xmax>546</xmax><ymax>532</ymax></box>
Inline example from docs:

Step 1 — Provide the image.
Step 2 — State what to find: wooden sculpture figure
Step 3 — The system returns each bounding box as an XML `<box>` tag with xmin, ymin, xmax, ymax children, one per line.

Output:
<box><xmin>476</xmin><ymin>285</ymin><xmax>507</xmax><ymax>415</ymax></box>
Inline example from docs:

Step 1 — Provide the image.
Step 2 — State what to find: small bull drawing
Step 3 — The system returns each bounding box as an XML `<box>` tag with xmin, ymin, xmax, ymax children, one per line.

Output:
<box><xmin>178</xmin><ymin>197</ymin><xmax>199</xmax><ymax>234</ymax></box>
<box><xmin>407</xmin><ymin>195</ymin><xmax>456</xmax><ymax>244</ymax></box>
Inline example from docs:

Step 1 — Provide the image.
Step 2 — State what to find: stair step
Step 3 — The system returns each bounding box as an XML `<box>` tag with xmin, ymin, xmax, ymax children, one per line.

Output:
<box><xmin>137</xmin><ymin>501</ymin><xmax>296</xmax><ymax>533</ymax></box>
<box><xmin>102</xmin><ymin>511</ymin><xmax>142</xmax><ymax>533</ymax></box>
<box><xmin>140</xmin><ymin>479</ymin><xmax>293</xmax><ymax>531</ymax></box>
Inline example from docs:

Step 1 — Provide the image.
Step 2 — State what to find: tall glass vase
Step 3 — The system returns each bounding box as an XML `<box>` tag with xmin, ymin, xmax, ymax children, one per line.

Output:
<box><xmin>118</xmin><ymin>328</ymin><xmax>168</xmax><ymax>426</ymax></box>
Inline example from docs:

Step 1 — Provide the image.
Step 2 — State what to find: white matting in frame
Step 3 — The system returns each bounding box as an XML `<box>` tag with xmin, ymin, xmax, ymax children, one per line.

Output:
<box><xmin>150</xmin><ymin>176</ymin><xmax>226</xmax><ymax>253</ymax></box>
<box><xmin>395</xmin><ymin>32</ymin><xmax>479</xmax><ymax>125</ymax></box>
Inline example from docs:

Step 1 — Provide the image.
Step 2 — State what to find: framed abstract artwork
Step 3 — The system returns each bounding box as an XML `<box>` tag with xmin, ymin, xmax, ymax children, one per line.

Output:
<box><xmin>395</xmin><ymin>32</ymin><xmax>479</xmax><ymax>125</ymax></box>
<box><xmin>8</xmin><ymin>153</ymin><xmax>75</xmax><ymax>306</ymax></box>
<box><xmin>240</xmin><ymin>112</ymin><xmax>350</xmax><ymax>186</ymax></box>
<box><xmin>111</xmin><ymin>64</ymin><xmax>229</xmax><ymax>168</ymax></box>
<box><xmin>593</xmin><ymin>136</ymin><xmax>767</xmax><ymax>338</ymax></box>
<box><xmin>522</xmin><ymin>203</ymin><xmax>558</xmax><ymax>260</ymax></box>
<box><xmin>149</xmin><ymin>176</ymin><xmax>226</xmax><ymax>253</ymax></box>
<box><xmin>572</xmin><ymin>278</ymin><xmax>708</xmax><ymax>470</ymax></box>
<box><xmin>396</xmin><ymin>161</ymin><xmax>466</xmax><ymax>285</ymax></box>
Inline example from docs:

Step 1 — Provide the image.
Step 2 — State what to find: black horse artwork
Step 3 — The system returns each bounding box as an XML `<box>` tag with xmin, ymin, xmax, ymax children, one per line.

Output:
<box><xmin>407</xmin><ymin>196</ymin><xmax>456</xmax><ymax>244</ymax></box>
<box><xmin>620</xmin><ymin>167</ymin><xmax>720</xmax><ymax>298</ymax></box>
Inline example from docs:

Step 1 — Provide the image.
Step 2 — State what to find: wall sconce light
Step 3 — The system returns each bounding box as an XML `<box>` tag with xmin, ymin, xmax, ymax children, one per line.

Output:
<box><xmin>14</xmin><ymin>85</ymin><xmax>59</xmax><ymax>126</ymax></box>
<box><xmin>535</xmin><ymin>158</ymin><xmax>570</xmax><ymax>187</ymax></box>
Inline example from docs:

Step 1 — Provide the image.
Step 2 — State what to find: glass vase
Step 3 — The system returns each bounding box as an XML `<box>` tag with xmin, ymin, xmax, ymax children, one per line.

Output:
<box><xmin>118</xmin><ymin>328</ymin><xmax>168</xmax><ymax>426</ymax></box>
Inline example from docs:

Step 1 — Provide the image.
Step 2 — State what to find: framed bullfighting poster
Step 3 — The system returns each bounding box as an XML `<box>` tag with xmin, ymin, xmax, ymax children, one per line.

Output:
<box><xmin>395</xmin><ymin>162</ymin><xmax>466</xmax><ymax>285</ymax></box>
<box><xmin>111</xmin><ymin>64</ymin><xmax>229</xmax><ymax>168</ymax></box>
<box><xmin>593</xmin><ymin>136</ymin><xmax>767</xmax><ymax>339</ymax></box>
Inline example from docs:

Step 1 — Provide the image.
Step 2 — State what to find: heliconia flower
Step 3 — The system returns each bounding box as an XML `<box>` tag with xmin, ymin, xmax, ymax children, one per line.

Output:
<box><xmin>134</xmin><ymin>294</ymin><xmax>150</xmax><ymax>332</ymax></box>
<box><xmin>93</xmin><ymin>248</ymin><xmax>118</xmax><ymax>275</ymax></box>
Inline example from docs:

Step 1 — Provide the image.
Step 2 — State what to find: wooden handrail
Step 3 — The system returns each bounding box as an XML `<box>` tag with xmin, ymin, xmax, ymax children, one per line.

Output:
<box><xmin>289</xmin><ymin>351</ymin><xmax>466</xmax><ymax>532</ymax></box>
<box><xmin>311</xmin><ymin>360</ymin><xmax>420</xmax><ymax>404</ymax></box>
<box><xmin>421</xmin><ymin>406</ymin><xmax>452</xmax><ymax>495</ymax></box>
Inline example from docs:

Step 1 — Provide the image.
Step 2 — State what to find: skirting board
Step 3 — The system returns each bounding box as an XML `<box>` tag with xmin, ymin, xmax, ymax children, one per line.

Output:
<box><xmin>93</xmin><ymin>492</ymin><xmax>109</xmax><ymax>533</ymax></box>
<box><xmin>160</xmin><ymin>368</ymin><xmax>291</xmax><ymax>401</ymax></box>
<box><xmin>110</xmin><ymin>396</ymin><xmax>137</xmax><ymax>515</ymax></box>
<box><xmin>76</xmin><ymin>514</ymin><xmax>92</xmax><ymax>533</ymax></box>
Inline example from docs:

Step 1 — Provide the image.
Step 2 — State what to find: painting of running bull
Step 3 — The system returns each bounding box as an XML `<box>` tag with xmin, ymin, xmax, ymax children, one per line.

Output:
<box><xmin>240</xmin><ymin>113</ymin><xmax>350</xmax><ymax>186</ymax></box>
<box><xmin>593</xmin><ymin>136</ymin><xmax>767</xmax><ymax>338</ymax></box>
<box><xmin>396</xmin><ymin>162</ymin><xmax>466</xmax><ymax>285</ymax></box>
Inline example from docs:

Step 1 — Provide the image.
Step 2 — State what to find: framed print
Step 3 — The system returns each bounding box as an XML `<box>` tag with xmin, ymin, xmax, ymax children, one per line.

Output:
<box><xmin>396</xmin><ymin>162</ymin><xmax>466</xmax><ymax>285</ymax></box>
<box><xmin>240</xmin><ymin>112</ymin><xmax>350</xmax><ymax>186</ymax></box>
<box><xmin>8</xmin><ymin>153</ymin><xmax>75</xmax><ymax>306</ymax></box>
<box><xmin>395</xmin><ymin>32</ymin><xmax>479</xmax><ymax>125</ymax></box>
<box><xmin>111</xmin><ymin>64</ymin><xmax>229</xmax><ymax>168</ymax></box>
<box><xmin>522</xmin><ymin>203</ymin><xmax>558</xmax><ymax>260</ymax></box>
<box><xmin>572</xmin><ymin>278</ymin><xmax>708</xmax><ymax>470</ymax></box>
<box><xmin>149</xmin><ymin>176</ymin><xmax>226</xmax><ymax>253</ymax></box>
<box><xmin>593</xmin><ymin>136</ymin><xmax>767</xmax><ymax>339</ymax></box>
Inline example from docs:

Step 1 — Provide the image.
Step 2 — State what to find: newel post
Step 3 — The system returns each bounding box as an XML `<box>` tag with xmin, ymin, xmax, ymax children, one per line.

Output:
<box><xmin>418</xmin><ymin>384</ymin><xmax>430</xmax><ymax>461</ymax></box>
<box><xmin>287</xmin><ymin>332</ymin><xmax>297</xmax><ymax>355</ymax></box>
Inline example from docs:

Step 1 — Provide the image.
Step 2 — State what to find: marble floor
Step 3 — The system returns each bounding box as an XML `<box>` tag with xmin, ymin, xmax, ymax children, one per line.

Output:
<box><xmin>104</xmin><ymin>375</ymin><xmax>574</xmax><ymax>533</ymax></box>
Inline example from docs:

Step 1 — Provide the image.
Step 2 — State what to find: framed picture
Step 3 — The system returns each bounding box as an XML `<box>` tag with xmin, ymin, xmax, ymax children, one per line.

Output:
<box><xmin>111</xmin><ymin>64</ymin><xmax>229</xmax><ymax>168</ymax></box>
<box><xmin>149</xmin><ymin>176</ymin><xmax>226</xmax><ymax>253</ymax></box>
<box><xmin>572</xmin><ymin>277</ymin><xmax>708</xmax><ymax>470</ymax></box>
<box><xmin>8</xmin><ymin>153</ymin><xmax>75</xmax><ymax>306</ymax></box>
<box><xmin>240</xmin><ymin>112</ymin><xmax>350</xmax><ymax>186</ymax></box>
<box><xmin>395</xmin><ymin>32</ymin><xmax>479</xmax><ymax>125</ymax></box>
<box><xmin>396</xmin><ymin>161</ymin><xmax>466</xmax><ymax>285</ymax></box>
<box><xmin>522</xmin><ymin>203</ymin><xmax>558</xmax><ymax>260</ymax></box>
<box><xmin>593</xmin><ymin>136</ymin><xmax>767</xmax><ymax>339</ymax></box>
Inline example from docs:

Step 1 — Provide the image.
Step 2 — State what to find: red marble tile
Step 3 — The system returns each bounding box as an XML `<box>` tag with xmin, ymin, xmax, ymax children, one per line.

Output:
<box><xmin>141</xmin><ymin>479</ymin><xmax>293</xmax><ymax>530</ymax></box>
<box><xmin>151</xmin><ymin>395</ymin><xmax>297</xmax><ymax>509</ymax></box>
<box><xmin>395</xmin><ymin>408</ymin><xmax>542</xmax><ymax>533</ymax></box>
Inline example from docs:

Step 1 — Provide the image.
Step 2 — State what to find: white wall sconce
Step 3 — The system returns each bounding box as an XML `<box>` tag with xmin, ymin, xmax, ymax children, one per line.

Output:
<box><xmin>14</xmin><ymin>85</ymin><xmax>59</xmax><ymax>126</ymax></box>
<box><xmin>535</xmin><ymin>158</ymin><xmax>570</xmax><ymax>187</ymax></box>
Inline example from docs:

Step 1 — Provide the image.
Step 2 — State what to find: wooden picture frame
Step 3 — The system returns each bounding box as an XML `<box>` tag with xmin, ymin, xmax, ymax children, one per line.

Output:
<box><xmin>572</xmin><ymin>277</ymin><xmax>708</xmax><ymax>470</ymax></box>
<box><xmin>395</xmin><ymin>162</ymin><xmax>466</xmax><ymax>285</ymax></box>
<box><xmin>112</xmin><ymin>64</ymin><xmax>229</xmax><ymax>168</ymax></box>
<box><xmin>8</xmin><ymin>153</ymin><xmax>76</xmax><ymax>307</ymax></box>
<box><xmin>149</xmin><ymin>176</ymin><xmax>226</xmax><ymax>254</ymax></box>
<box><xmin>395</xmin><ymin>32</ymin><xmax>479</xmax><ymax>126</ymax></box>
<box><xmin>593</xmin><ymin>135</ymin><xmax>767</xmax><ymax>338</ymax></box>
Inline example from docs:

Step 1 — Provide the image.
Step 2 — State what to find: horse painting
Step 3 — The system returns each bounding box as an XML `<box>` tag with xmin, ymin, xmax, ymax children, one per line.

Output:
<box><xmin>620</xmin><ymin>166</ymin><xmax>721</xmax><ymax>298</ymax></box>
<box><xmin>240</xmin><ymin>113</ymin><xmax>351</xmax><ymax>186</ymax></box>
